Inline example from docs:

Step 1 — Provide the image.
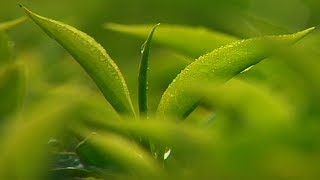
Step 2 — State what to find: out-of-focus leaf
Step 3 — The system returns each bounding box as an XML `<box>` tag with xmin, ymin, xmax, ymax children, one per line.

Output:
<box><xmin>0</xmin><ymin>17</ymin><xmax>27</xmax><ymax>31</ymax></box>
<box><xmin>0</xmin><ymin>94</ymin><xmax>75</xmax><ymax>180</ymax></box>
<box><xmin>190</xmin><ymin>79</ymin><xmax>293</xmax><ymax>131</ymax></box>
<box><xmin>138</xmin><ymin>24</ymin><xmax>159</xmax><ymax>116</ymax></box>
<box><xmin>50</xmin><ymin>167</ymin><xmax>98</xmax><ymax>179</ymax></box>
<box><xmin>0</xmin><ymin>63</ymin><xmax>25</xmax><ymax>121</ymax></box>
<box><xmin>105</xmin><ymin>23</ymin><xmax>238</xmax><ymax>57</ymax></box>
<box><xmin>0</xmin><ymin>32</ymin><xmax>13</xmax><ymax>65</ymax></box>
<box><xmin>22</xmin><ymin>6</ymin><xmax>135</xmax><ymax>117</ymax></box>
<box><xmin>76</xmin><ymin>131</ymin><xmax>162</xmax><ymax>178</ymax></box>
<box><xmin>81</xmin><ymin>117</ymin><xmax>213</xmax><ymax>153</ymax></box>
<box><xmin>157</xmin><ymin>28</ymin><xmax>315</xmax><ymax>120</ymax></box>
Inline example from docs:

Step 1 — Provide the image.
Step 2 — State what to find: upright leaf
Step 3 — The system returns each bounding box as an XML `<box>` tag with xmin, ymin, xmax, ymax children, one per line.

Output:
<box><xmin>105</xmin><ymin>23</ymin><xmax>238</xmax><ymax>57</ymax></box>
<box><xmin>138</xmin><ymin>24</ymin><xmax>159</xmax><ymax>116</ymax></box>
<box><xmin>22</xmin><ymin>6</ymin><xmax>135</xmax><ymax>116</ymax></box>
<box><xmin>157</xmin><ymin>28</ymin><xmax>315</xmax><ymax>119</ymax></box>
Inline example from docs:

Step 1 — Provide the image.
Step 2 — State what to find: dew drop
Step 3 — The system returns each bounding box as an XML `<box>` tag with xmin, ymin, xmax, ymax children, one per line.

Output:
<box><xmin>164</xmin><ymin>149</ymin><xmax>171</xmax><ymax>160</ymax></box>
<box><xmin>140</xmin><ymin>41</ymin><xmax>147</xmax><ymax>54</ymax></box>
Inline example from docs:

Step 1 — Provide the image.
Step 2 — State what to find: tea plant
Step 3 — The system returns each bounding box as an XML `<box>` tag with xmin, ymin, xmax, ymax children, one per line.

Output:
<box><xmin>0</xmin><ymin>5</ymin><xmax>319</xmax><ymax>180</ymax></box>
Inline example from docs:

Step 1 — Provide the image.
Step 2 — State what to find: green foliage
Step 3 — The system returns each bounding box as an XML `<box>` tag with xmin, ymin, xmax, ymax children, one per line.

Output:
<box><xmin>0</xmin><ymin>2</ymin><xmax>319</xmax><ymax>180</ymax></box>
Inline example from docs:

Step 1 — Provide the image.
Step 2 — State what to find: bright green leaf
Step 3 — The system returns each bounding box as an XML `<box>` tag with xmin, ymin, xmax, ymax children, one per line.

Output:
<box><xmin>105</xmin><ymin>23</ymin><xmax>238</xmax><ymax>58</ymax></box>
<box><xmin>157</xmin><ymin>28</ymin><xmax>315</xmax><ymax>120</ymax></box>
<box><xmin>22</xmin><ymin>6</ymin><xmax>135</xmax><ymax>117</ymax></box>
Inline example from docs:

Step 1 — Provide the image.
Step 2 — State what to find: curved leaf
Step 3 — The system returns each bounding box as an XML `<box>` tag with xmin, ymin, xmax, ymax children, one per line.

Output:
<box><xmin>157</xmin><ymin>28</ymin><xmax>315</xmax><ymax>119</ymax></box>
<box><xmin>22</xmin><ymin>6</ymin><xmax>135</xmax><ymax>117</ymax></box>
<box><xmin>105</xmin><ymin>23</ymin><xmax>238</xmax><ymax>57</ymax></box>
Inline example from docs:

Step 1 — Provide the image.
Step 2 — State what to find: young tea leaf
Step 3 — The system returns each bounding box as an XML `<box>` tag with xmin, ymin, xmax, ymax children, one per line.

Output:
<box><xmin>138</xmin><ymin>24</ymin><xmax>159</xmax><ymax>116</ymax></box>
<box><xmin>157</xmin><ymin>28</ymin><xmax>315</xmax><ymax>120</ymax></box>
<box><xmin>22</xmin><ymin>6</ymin><xmax>135</xmax><ymax>117</ymax></box>
<box><xmin>105</xmin><ymin>23</ymin><xmax>238</xmax><ymax>57</ymax></box>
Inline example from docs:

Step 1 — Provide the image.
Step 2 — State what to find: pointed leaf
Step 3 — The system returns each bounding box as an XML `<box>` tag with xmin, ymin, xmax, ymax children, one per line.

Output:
<box><xmin>157</xmin><ymin>28</ymin><xmax>315</xmax><ymax>119</ymax></box>
<box><xmin>22</xmin><ymin>6</ymin><xmax>135</xmax><ymax>116</ymax></box>
<box><xmin>138</xmin><ymin>24</ymin><xmax>159</xmax><ymax>116</ymax></box>
<box><xmin>105</xmin><ymin>23</ymin><xmax>238</xmax><ymax>57</ymax></box>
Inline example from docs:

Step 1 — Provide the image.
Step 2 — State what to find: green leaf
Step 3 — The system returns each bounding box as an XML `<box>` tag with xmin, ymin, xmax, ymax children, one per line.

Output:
<box><xmin>81</xmin><ymin>117</ymin><xmax>212</xmax><ymax>153</ymax></box>
<box><xmin>190</xmin><ymin>79</ymin><xmax>293</xmax><ymax>131</ymax></box>
<box><xmin>157</xmin><ymin>28</ymin><xmax>315</xmax><ymax>120</ymax></box>
<box><xmin>0</xmin><ymin>64</ymin><xmax>25</xmax><ymax>121</ymax></box>
<box><xmin>76</xmin><ymin>131</ymin><xmax>162</xmax><ymax>178</ymax></box>
<box><xmin>22</xmin><ymin>6</ymin><xmax>135</xmax><ymax>117</ymax></box>
<box><xmin>138</xmin><ymin>23</ymin><xmax>159</xmax><ymax>116</ymax></box>
<box><xmin>0</xmin><ymin>17</ymin><xmax>27</xmax><ymax>31</ymax></box>
<box><xmin>0</xmin><ymin>95</ymin><xmax>75</xmax><ymax>179</ymax></box>
<box><xmin>105</xmin><ymin>23</ymin><xmax>238</xmax><ymax>57</ymax></box>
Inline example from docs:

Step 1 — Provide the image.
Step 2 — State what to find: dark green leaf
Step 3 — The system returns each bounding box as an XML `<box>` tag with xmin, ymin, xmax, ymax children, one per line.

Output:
<box><xmin>138</xmin><ymin>23</ymin><xmax>159</xmax><ymax>116</ymax></box>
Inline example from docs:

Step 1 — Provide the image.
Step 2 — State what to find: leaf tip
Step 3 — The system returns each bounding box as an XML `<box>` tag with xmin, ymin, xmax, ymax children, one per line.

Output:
<box><xmin>297</xmin><ymin>27</ymin><xmax>316</xmax><ymax>38</ymax></box>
